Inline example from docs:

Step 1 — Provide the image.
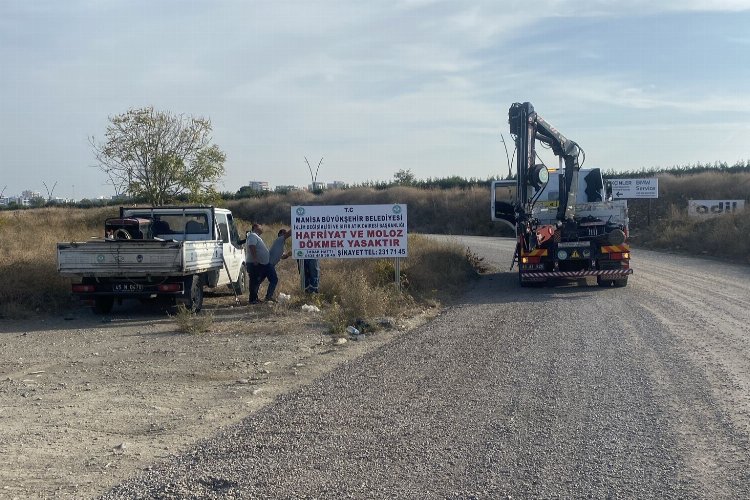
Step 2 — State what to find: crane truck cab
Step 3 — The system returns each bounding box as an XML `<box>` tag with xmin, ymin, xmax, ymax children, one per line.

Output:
<box><xmin>491</xmin><ymin>102</ymin><xmax>632</xmax><ymax>287</ymax></box>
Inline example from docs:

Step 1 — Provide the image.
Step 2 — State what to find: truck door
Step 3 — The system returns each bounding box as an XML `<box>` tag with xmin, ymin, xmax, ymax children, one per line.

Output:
<box><xmin>215</xmin><ymin>212</ymin><xmax>243</xmax><ymax>285</ymax></box>
<box><xmin>491</xmin><ymin>180</ymin><xmax>518</xmax><ymax>232</ymax></box>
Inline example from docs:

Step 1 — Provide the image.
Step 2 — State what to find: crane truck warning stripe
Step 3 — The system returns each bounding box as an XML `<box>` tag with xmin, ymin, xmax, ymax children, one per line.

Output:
<box><xmin>600</xmin><ymin>244</ymin><xmax>630</xmax><ymax>253</ymax></box>
<box><xmin>522</xmin><ymin>269</ymin><xmax>634</xmax><ymax>278</ymax></box>
<box><xmin>520</xmin><ymin>249</ymin><xmax>548</xmax><ymax>257</ymax></box>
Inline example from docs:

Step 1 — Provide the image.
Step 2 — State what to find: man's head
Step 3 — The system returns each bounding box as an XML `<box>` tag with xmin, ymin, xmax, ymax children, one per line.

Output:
<box><xmin>252</xmin><ymin>223</ymin><xmax>263</xmax><ymax>234</ymax></box>
<box><xmin>278</xmin><ymin>229</ymin><xmax>286</xmax><ymax>237</ymax></box>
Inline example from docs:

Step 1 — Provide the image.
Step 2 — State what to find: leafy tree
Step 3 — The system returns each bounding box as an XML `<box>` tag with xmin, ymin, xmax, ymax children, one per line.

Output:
<box><xmin>393</xmin><ymin>169</ymin><xmax>416</xmax><ymax>186</ymax></box>
<box><xmin>91</xmin><ymin>106</ymin><xmax>226</xmax><ymax>206</ymax></box>
<box><xmin>29</xmin><ymin>196</ymin><xmax>46</xmax><ymax>208</ymax></box>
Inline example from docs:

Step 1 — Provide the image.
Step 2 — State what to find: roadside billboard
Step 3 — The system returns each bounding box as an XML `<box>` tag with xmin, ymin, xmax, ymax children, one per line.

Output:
<box><xmin>291</xmin><ymin>204</ymin><xmax>408</xmax><ymax>259</ymax></box>
<box><xmin>610</xmin><ymin>178</ymin><xmax>659</xmax><ymax>199</ymax></box>
<box><xmin>688</xmin><ymin>200</ymin><xmax>745</xmax><ymax>218</ymax></box>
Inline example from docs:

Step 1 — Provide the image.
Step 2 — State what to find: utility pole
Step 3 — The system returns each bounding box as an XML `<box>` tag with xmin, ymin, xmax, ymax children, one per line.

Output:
<box><xmin>42</xmin><ymin>181</ymin><xmax>58</xmax><ymax>201</ymax></box>
<box><xmin>304</xmin><ymin>156</ymin><xmax>323</xmax><ymax>189</ymax></box>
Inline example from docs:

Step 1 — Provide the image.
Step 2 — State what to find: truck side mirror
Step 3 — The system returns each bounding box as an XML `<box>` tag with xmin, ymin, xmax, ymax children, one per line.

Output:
<box><xmin>605</xmin><ymin>181</ymin><xmax>613</xmax><ymax>201</ymax></box>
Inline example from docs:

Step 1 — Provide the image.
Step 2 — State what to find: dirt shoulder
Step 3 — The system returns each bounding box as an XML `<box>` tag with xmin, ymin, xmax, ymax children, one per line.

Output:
<box><xmin>0</xmin><ymin>293</ymin><xmax>437</xmax><ymax>499</ymax></box>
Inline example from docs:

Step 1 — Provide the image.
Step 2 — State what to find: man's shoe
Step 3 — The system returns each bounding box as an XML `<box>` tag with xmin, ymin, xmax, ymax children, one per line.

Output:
<box><xmin>249</xmin><ymin>299</ymin><xmax>261</xmax><ymax>305</ymax></box>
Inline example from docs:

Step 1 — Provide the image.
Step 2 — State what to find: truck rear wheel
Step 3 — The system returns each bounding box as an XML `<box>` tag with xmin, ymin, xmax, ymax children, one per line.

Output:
<box><xmin>93</xmin><ymin>295</ymin><xmax>114</xmax><ymax>314</ymax></box>
<box><xmin>181</xmin><ymin>274</ymin><xmax>204</xmax><ymax>312</ymax></box>
<box><xmin>598</xmin><ymin>276</ymin><xmax>628</xmax><ymax>287</ymax></box>
<box><xmin>597</xmin><ymin>276</ymin><xmax>611</xmax><ymax>287</ymax></box>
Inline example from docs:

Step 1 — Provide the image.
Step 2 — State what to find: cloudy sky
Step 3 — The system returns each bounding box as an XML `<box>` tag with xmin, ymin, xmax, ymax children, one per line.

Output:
<box><xmin>1</xmin><ymin>0</ymin><xmax>749</xmax><ymax>199</ymax></box>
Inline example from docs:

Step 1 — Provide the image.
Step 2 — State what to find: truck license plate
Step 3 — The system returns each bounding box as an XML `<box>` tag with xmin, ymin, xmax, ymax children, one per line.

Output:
<box><xmin>113</xmin><ymin>283</ymin><xmax>144</xmax><ymax>292</ymax></box>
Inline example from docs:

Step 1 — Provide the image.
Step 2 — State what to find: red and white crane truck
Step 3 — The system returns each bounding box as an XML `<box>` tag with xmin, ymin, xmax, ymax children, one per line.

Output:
<box><xmin>491</xmin><ymin>102</ymin><xmax>633</xmax><ymax>287</ymax></box>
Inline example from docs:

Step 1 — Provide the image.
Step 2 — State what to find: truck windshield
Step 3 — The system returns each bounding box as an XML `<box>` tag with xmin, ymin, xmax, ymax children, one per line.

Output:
<box><xmin>128</xmin><ymin>213</ymin><xmax>209</xmax><ymax>235</ymax></box>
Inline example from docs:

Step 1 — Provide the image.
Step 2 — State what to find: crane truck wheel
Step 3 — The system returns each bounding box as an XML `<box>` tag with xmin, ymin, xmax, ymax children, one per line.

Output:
<box><xmin>613</xmin><ymin>277</ymin><xmax>628</xmax><ymax>288</ymax></box>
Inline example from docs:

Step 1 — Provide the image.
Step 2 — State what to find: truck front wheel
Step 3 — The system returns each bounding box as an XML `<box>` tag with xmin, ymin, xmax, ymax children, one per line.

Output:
<box><xmin>232</xmin><ymin>264</ymin><xmax>247</xmax><ymax>294</ymax></box>
<box><xmin>93</xmin><ymin>295</ymin><xmax>114</xmax><ymax>314</ymax></box>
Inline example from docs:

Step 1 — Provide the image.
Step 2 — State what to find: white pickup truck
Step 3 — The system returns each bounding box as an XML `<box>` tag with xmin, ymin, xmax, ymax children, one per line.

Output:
<box><xmin>57</xmin><ymin>206</ymin><xmax>247</xmax><ymax>313</ymax></box>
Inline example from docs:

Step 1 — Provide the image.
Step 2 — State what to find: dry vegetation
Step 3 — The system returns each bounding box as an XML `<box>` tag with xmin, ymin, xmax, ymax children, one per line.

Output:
<box><xmin>172</xmin><ymin>303</ymin><xmax>215</xmax><ymax>334</ymax></box>
<box><xmin>0</xmin><ymin>208</ymin><xmax>478</xmax><ymax>322</ymax></box>
<box><xmin>628</xmin><ymin>171</ymin><xmax>750</xmax><ymax>264</ymax></box>
<box><xmin>0</xmin><ymin>206</ymin><xmax>118</xmax><ymax>318</ymax></box>
<box><xmin>2</xmin><ymin>170</ymin><xmax>746</xmax><ymax>319</ymax></box>
<box><xmin>230</xmin><ymin>173</ymin><xmax>750</xmax><ymax>265</ymax></box>
<box><xmin>227</xmin><ymin>185</ymin><xmax>507</xmax><ymax>236</ymax></box>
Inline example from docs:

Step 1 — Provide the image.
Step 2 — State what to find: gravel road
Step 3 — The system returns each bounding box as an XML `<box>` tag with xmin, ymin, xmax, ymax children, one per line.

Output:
<box><xmin>100</xmin><ymin>237</ymin><xmax>750</xmax><ymax>499</ymax></box>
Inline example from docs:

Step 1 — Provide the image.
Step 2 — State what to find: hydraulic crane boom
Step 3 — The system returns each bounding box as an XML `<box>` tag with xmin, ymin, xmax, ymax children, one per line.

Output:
<box><xmin>509</xmin><ymin>101</ymin><xmax>583</xmax><ymax>223</ymax></box>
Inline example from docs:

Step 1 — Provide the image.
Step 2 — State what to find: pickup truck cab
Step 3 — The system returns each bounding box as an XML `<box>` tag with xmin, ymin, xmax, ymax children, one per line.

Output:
<box><xmin>57</xmin><ymin>206</ymin><xmax>247</xmax><ymax>313</ymax></box>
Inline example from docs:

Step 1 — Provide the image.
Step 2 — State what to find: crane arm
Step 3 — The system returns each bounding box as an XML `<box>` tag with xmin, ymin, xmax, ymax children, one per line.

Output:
<box><xmin>509</xmin><ymin>102</ymin><xmax>583</xmax><ymax>222</ymax></box>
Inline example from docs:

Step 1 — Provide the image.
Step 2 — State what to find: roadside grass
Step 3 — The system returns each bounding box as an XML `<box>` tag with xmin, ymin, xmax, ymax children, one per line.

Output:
<box><xmin>229</xmin><ymin>226</ymin><xmax>477</xmax><ymax>335</ymax></box>
<box><xmin>313</xmin><ymin>234</ymin><xmax>478</xmax><ymax>333</ymax></box>
<box><xmin>172</xmin><ymin>304</ymin><xmax>215</xmax><ymax>334</ymax></box>
<box><xmin>0</xmin><ymin>207</ymin><xmax>116</xmax><ymax>318</ymax></box>
<box><xmin>635</xmin><ymin>211</ymin><xmax>750</xmax><ymax>264</ymax></box>
<box><xmin>628</xmin><ymin>172</ymin><xmax>750</xmax><ymax>263</ymax></box>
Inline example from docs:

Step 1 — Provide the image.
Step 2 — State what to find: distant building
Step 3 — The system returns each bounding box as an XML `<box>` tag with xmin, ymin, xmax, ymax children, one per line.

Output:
<box><xmin>308</xmin><ymin>182</ymin><xmax>326</xmax><ymax>191</ymax></box>
<box><xmin>327</xmin><ymin>181</ymin><xmax>347</xmax><ymax>190</ymax></box>
<box><xmin>247</xmin><ymin>181</ymin><xmax>270</xmax><ymax>192</ymax></box>
<box><xmin>274</xmin><ymin>185</ymin><xmax>299</xmax><ymax>193</ymax></box>
<box><xmin>21</xmin><ymin>190</ymin><xmax>41</xmax><ymax>199</ymax></box>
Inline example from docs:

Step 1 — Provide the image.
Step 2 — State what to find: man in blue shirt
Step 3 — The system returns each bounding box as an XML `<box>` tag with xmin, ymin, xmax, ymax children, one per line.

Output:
<box><xmin>266</xmin><ymin>229</ymin><xmax>291</xmax><ymax>302</ymax></box>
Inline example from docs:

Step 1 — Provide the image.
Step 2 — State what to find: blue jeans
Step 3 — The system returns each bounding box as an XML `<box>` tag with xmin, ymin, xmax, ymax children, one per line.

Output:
<box><xmin>265</xmin><ymin>264</ymin><xmax>279</xmax><ymax>300</ymax></box>
<box><xmin>249</xmin><ymin>263</ymin><xmax>278</xmax><ymax>301</ymax></box>
<box><xmin>303</xmin><ymin>259</ymin><xmax>319</xmax><ymax>293</ymax></box>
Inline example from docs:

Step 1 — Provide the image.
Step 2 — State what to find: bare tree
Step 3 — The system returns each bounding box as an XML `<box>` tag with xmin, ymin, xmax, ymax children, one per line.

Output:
<box><xmin>90</xmin><ymin>107</ymin><xmax>226</xmax><ymax>206</ymax></box>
